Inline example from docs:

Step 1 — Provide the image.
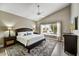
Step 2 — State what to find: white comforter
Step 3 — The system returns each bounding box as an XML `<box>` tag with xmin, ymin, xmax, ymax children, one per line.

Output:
<box><xmin>17</xmin><ymin>34</ymin><xmax>45</xmax><ymax>46</ymax></box>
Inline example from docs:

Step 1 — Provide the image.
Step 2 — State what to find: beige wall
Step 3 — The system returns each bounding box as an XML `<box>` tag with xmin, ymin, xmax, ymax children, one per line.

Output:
<box><xmin>0</xmin><ymin>10</ymin><xmax>35</xmax><ymax>46</ymax></box>
<box><xmin>0</xmin><ymin>10</ymin><xmax>35</xmax><ymax>30</ymax></box>
<box><xmin>36</xmin><ymin>5</ymin><xmax>71</xmax><ymax>34</ymax></box>
<box><xmin>70</xmin><ymin>3</ymin><xmax>79</xmax><ymax>55</ymax></box>
<box><xmin>70</xmin><ymin>3</ymin><xmax>79</xmax><ymax>29</ymax></box>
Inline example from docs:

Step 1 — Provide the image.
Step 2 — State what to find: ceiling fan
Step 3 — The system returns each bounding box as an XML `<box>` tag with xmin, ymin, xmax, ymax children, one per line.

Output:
<box><xmin>37</xmin><ymin>4</ymin><xmax>41</xmax><ymax>15</ymax></box>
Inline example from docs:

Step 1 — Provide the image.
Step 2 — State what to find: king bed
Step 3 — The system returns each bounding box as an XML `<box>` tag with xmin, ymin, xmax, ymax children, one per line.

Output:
<box><xmin>15</xmin><ymin>28</ymin><xmax>45</xmax><ymax>53</ymax></box>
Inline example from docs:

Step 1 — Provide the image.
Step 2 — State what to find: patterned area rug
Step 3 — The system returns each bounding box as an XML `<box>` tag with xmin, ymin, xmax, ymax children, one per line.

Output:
<box><xmin>5</xmin><ymin>39</ymin><xmax>57</xmax><ymax>56</ymax></box>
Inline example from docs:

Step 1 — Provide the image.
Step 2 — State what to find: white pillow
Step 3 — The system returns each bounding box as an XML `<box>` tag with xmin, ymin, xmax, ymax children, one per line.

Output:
<box><xmin>18</xmin><ymin>32</ymin><xmax>27</xmax><ymax>36</ymax></box>
<box><xmin>27</xmin><ymin>31</ymin><xmax>33</xmax><ymax>35</ymax></box>
<box><xmin>17</xmin><ymin>31</ymin><xmax>33</xmax><ymax>36</ymax></box>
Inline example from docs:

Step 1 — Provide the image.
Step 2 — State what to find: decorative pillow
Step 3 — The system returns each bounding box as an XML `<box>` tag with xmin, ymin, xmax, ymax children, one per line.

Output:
<box><xmin>18</xmin><ymin>31</ymin><xmax>33</xmax><ymax>36</ymax></box>
<box><xmin>27</xmin><ymin>32</ymin><xmax>32</xmax><ymax>35</ymax></box>
<box><xmin>18</xmin><ymin>32</ymin><xmax>27</xmax><ymax>36</ymax></box>
<box><xmin>27</xmin><ymin>31</ymin><xmax>33</xmax><ymax>35</ymax></box>
<box><xmin>24</xmin><ymin>33</ymin><xmax>27</xmax><ymax>36</ymax></box>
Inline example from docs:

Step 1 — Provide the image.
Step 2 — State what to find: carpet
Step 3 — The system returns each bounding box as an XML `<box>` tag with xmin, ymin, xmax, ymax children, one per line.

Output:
<box><xmin>5</xmin><ymin>39</ymin><xmax>57</xmax><ymax>56</ymax></box>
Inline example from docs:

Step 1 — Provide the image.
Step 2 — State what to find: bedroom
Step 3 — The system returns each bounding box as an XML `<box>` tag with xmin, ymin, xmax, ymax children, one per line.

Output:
<box><xmin>0</xmin><ymin>3</ymin><xmax>79</xmax><ymax>56</ymax></box>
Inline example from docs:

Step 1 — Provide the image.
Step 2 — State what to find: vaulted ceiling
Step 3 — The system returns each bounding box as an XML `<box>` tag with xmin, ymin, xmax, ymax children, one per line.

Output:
<box><xmin>0</xmin><ymin>3</ymin><xmax>70</xmax><ymax>21</ymax></box>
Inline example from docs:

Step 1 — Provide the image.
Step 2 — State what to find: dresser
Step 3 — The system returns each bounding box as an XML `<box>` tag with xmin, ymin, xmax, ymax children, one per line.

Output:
<box><xmin>63</xmin><ymin>33</ymin><xmax>77</xmax><ymax>56</ymax></box>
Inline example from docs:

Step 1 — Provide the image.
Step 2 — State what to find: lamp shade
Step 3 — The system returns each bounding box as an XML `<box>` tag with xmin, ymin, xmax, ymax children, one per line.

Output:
<box><xmin>4</xmin><ymin>30</ymin><xmax>15</xmax><ymax>37</ymax></box>
<box><xmin>8</xmin><ymin>27</ymin><xmax>12</xmax><ymax>30</ymax></box>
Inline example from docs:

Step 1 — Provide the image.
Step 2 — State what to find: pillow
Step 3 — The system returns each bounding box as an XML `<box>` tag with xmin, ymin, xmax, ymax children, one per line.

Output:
<box><xmin>27</xmin><ymin>32</ymin><xmax>32</xmax><ymax>35</ymax></box>
<box><xmin>24</xmin><ymin>33</ymin><xmax>27</xmax><ymax>36</ymax></box>
<box><xmin>18</xmin><ymin>32</ymin><xmax>23</xmax><ymax>36</ymax></box>
<box><xmin>18</xmin><ymin>32</ymin><xmax>27</xmax><ymax>36</ymax></box>
<box><xmin>17</xmin><ymin>31</ymin><xmax>33</xmax><ymax>36</ymax></box>
<box><xmin>27</xmin><ymin>31</ymin><xmax>33</xmax><ymax>35</ymax></box>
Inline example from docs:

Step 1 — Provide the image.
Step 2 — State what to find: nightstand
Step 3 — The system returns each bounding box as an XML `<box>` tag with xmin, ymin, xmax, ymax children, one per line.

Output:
<box><xmin>4</xmin><ymin>36</ymin><xmax>16</xmax><ymax>47</ymax></box>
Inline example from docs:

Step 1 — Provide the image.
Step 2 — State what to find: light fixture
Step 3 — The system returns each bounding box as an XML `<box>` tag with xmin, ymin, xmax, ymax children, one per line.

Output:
<box><xmin>8</xmin><ymin>26</ymin><xmax>13</xmax><ymax>37</ymax></box>
<box><xmin>37</xmin><ymin>4</ymin><xmax>41</xmax><ymax>15</ymax></box>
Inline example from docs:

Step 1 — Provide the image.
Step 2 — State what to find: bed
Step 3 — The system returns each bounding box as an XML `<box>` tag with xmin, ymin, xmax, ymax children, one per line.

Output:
<box><xmin>15</xmin><ymin>28</ymin><xmax>45</xmax><ymax>53</ymax></box>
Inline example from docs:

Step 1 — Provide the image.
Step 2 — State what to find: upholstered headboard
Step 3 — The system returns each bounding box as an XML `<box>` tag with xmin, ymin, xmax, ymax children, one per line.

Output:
<box><xmin>15</xmin><ymin>28</ymin><xmax>33</xmax><ymax>36</ymax></box>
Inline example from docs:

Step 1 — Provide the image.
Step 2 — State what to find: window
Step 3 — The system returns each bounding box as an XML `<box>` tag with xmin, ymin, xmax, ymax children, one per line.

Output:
<box><xmin>41</xmin><ymin>23</ymin><xmax>57</xmax><ymax>34</ymax></box>
<box><xmin>41</xmin><ymin>22</ymin><xmax>61</xmax><ymax>37</ymax></box>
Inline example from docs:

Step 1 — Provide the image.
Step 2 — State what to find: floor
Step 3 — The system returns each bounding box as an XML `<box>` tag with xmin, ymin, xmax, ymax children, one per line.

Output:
<box><xmin>0</xmin><ymin>48</ymin><xmax>7</xmax><ymax>56</ymax></box>
<box><xmin>45</xmin><ymin>36</ymin><xmax>68</xmax><ymax>56</ymax></box>
<box><xmin>51</xmin><ymin>41</ymin><xmax>68</xmax><ymax>56</ymax></box>
<box><xmin>0</xmin><ymin>36</ymin><xmax>68</xmax><ymax>56</ymax></box>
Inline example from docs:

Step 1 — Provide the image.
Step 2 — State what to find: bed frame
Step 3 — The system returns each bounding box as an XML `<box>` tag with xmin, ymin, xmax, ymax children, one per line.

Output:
<box><xmin>15</xmin><ymin>28</ymin><xmax>45</xmax><ymax>53</ymax></box>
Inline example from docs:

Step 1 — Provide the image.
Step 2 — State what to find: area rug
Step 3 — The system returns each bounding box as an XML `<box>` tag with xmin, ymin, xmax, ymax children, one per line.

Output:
<box><xmin>5</xmin><ymin>39</ymin><xmax>57</xmax><ymax>56</ymax></box>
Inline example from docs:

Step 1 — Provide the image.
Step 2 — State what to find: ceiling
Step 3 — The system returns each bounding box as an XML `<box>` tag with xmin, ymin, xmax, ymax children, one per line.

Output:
<box><xmin>0</xmin><ymin>3</ymin><xmax>70</xmax><ymax>21</ymax></box>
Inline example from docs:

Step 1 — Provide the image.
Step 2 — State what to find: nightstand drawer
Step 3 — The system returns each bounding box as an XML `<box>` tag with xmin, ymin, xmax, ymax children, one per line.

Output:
<box><xmin>6</xmin><ymin>40</ymin><xmax>14</xmax><ymax>45</ymax></box>
<box><xmin>4</xmin><ymin>37</ymin><xmax>16</xmax><ymax>41</ymax></box>
<box><xmin>4</xmin><ymin>36</ymin><xmax>16</xmax><ymax>47</ymax></box>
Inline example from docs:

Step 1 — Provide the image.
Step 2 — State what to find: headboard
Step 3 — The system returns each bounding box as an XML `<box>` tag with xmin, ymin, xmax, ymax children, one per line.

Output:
<box><xmin>15</xmin><ymin>28</ymin><xmax>33</xmax><ymax>36</ymax></box>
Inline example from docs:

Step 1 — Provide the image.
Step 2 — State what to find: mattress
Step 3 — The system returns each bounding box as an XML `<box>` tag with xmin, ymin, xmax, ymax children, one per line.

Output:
<box><xmin>17</xmin><ymin>34</ymin><xmax>45</xmax><ymax>46</ymax></box>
